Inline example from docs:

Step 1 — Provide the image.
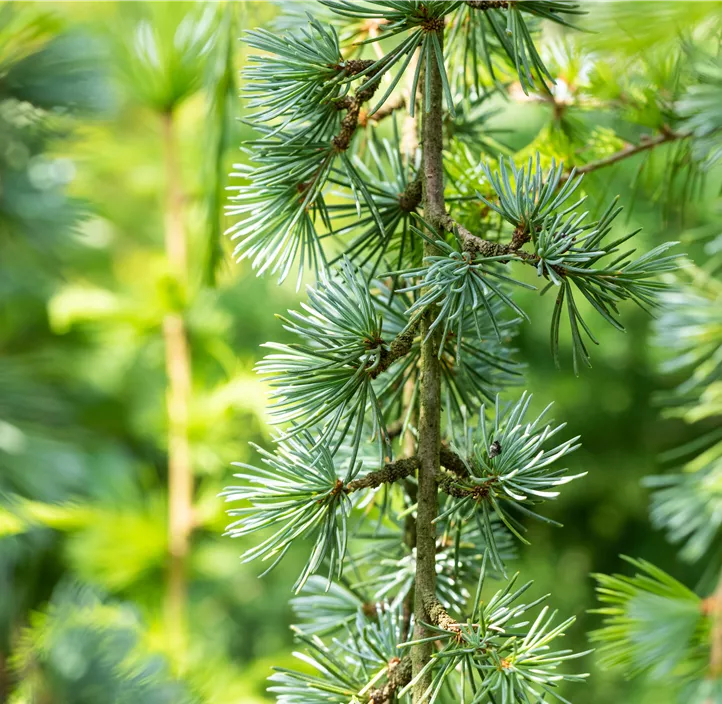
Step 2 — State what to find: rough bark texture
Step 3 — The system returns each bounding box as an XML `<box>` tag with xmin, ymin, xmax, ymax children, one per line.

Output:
<box><xmin>370</xmin><ymin>320</ymin><xmax>420</xmax><ymax>379</ymax></box>
<box><xmin>412</xmin><ymin>28</ymin><xmax>445</xmax><ymax>702</ymax></box>
<box><xmin>367</xmin><ymin>656</ymin><xmax>413</xmax><ymax>704</ymax></box>
<box><xmin>440</xmin><ymin>446</ymin><xmax>470</xmax><ymax>479</ymax></box>
<box><xmin>344</xmin><ymin>457</ymin><xmax>419</xmax><ymax>493</ymax></box>
<box><xmin>162</xmin><ymin>111</ymin><xmax>193</xmax><ymax>642</ymax></box>
<box><xmin>468</xmin><ymin>0</ymin><xmax>510</xmax><ymax>8</ymax></box>
<box><xmin>423</xmin><ymin>594</ymin><xmax>462</xmax><ymax>633</ymax></box>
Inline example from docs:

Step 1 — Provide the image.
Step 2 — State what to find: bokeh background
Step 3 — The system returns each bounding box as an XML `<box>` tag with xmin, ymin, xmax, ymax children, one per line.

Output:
<box><xmin>1</xmin><ymin>2</ymin><xmax>720</xmax><ymax>703</ymax></box>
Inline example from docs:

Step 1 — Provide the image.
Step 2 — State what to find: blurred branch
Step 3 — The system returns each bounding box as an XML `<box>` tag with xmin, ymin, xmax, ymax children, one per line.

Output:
<box><xmin>710</xmin><ymin>570</ymin><xmax>722</xmax><ymax>677</ymax></box>
<box><xmin>359</xmin><ymin>93</ymin><xmax>406</xmax><ymax>127</ymax></box>
<box><xmin>564</xmin><ymin>128</ymin><xmax>691</xmax><ymax>180</ymax></box>
<box><xmin>162</xmin><ymin>109</ymin><xmax>193</xmax><ymax>644</ymax></box>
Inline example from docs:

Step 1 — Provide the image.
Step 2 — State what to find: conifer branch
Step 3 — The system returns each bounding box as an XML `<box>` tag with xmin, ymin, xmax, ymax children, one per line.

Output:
<box><xmin>227</xmin><ymin>5</ymin><xmax>689</xmax><ymax>700</ymax></box>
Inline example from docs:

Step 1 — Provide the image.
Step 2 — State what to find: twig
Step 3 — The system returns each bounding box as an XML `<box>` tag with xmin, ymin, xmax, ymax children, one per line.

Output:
<box><xmin>440</xmin><ymin>446</ymin><xmax>469</xmax><ymax>479</ymax></box>
<box><xmin>468</xmin><ymin>0</ymin><xmax>510</xmax><ymax>8</ymax></box>
<box><xmin>440</xmin><ymin>214</ymin><xmax>538</xmax><ymax>265</ymax></box>
<box><xmin>361</xmin><ymin>94</ymin><xmax>407</xmax><ymax>127</ymax></box>
<box><xmin>367</xmin><ymin>656</ymin><xmax>413</xmax><ymax>703</ymax></box>
<box><xmin>345</xmin><ymin>457</ymin><xmax>419</xmax><ymax>493</ymax></box>
<box><xmin>333</xmin><ymin>77</ymin><xmax>381</xmax><ymax>152</ymax></box>
<box><xmin>370</xmin><ymin>317</ymin><xmax>422</xmax><ymax>379</ymax></box>
<box><xmin>563</xmin><ymin>129</ymin><xmax>691</xmax><ymax>180</ymax></box>
<box><xmin>398</xmin><ymin>175</ymin><xmax>422</xmax><ymax>213</ymax></box>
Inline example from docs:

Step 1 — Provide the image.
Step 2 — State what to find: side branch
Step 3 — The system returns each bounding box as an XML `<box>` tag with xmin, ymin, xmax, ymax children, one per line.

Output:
<box><xmin>368</xmin><ymin>656</ymin><xmax>413</xmax><ymax>704</ymax></box>
<box><xmin>468</xmin><ymin>1</ymin><xmax>510</xmax><ymax>8</ymax></box>
<box><xmin>440</xmin><ymin>214</ymin><xmax>537</xmax><ymax>264</ymax></box>
<box><xmin>333</xmin><ymin>77</ymin><xmax>381</xmax><ymax>152</ymax></box>
<box><xmin>370</xmin><ymin>318</ymin><xmax>421</xmax><ymax>379</ymax></box>
<box><xmin>440</xmin><ymin>446</ymin><xmax>469</xmax><ymax>479</ymax></box>
<box><xmin>422</xmin><ymin>594</ymin><xmax>461</xmax><ymax>633</ymax></box>
<box><xmin>345</xmin><ymin>457</ymin><xmax>419</xmax><ymax>493</ymax></box>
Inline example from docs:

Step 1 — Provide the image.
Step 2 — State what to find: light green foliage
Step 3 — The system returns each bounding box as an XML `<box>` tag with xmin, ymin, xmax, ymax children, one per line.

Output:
<box><xmin>113</xmin><ymin>3</ymin><xmax>219</xmax><ymax>113</ymax></box>
<box><xmin>642</xmin><ymin>275</ymin><xmax>722</xmax><ymax>562</ymax></box>
<box><xmin>592</xmin><ymin>558</ymin><xmax>707</xmax><ymax>683</ymax></box>
<box><xmin>10</xmin><ymin>584</ymin><xmax>196</xmax><ymax>704</ymax></box>
<box><xmin>680</xmin><ymin>51</ymin><xmax>722</xmax><ymax>168</ymax></box>
<box><xmin>0</xmin><ymin>2</ymin><xmax>285</xmax><ymax>702</ymax></box>
<box><xmin>590</xmin><ymin>19</ymin><xmax>722</xmax><ymax>693</ymax></box>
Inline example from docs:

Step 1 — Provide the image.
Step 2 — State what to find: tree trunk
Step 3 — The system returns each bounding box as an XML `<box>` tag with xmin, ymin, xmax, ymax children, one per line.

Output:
<box><xmin>412</xmin><ymin>28</ymin><xmax>445</xmax><ymax>702</ymax></box>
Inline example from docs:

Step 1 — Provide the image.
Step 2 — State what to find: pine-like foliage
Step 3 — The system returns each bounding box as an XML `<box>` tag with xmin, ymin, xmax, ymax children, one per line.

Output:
<box><xmin>221</xmin><ymin>3</ymin><xmax>717</xmax><ymax>702</ymax></box>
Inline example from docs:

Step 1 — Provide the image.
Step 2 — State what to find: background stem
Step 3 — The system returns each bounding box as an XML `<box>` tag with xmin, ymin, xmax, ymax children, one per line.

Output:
<box><xmin>411</xmin><ymin>28</ymin><xmax>445</xmax><ymax>702</ymax></box>
<box><xmin>710</xmin><ymin>569</ymin><xmax>722</xmax><ymax>677</ymax></box>
<box><xmin>162</xmin><ymin>110</ymin><xmax>193</xmax><ymax>644</ymax></box>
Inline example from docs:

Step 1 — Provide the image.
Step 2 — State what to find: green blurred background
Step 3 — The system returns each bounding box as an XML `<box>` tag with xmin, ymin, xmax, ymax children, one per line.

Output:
<box><xmin>1</xmin><ymin>2</ymin><xmax>719</xmax><ymax>702</ymax></box>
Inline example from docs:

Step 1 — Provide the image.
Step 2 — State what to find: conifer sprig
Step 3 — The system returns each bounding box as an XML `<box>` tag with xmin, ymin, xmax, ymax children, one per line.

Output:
<box><xmin>221</xmin><ymin>433</ymin><xmax>358</xmax><ymax>592</ymax></box>
<box><xmin>401</xmin><ymin>234</ymin><xmax>533</xmax><ymax>357</ymax></box>
<box><xmin>320</xmin><ymin>1</ymin><xmax>461</xmax><ymax>116</ymax></box>
<box><xmin>435</xmin><ymin>393</ymin><xmax>583</xmax><ymax>570</ymax></box>
<box><xmin>457</xmin><ymin>1</ymin><xmax>586</xmax><ymax>95</ymax></box>
<box><xmin>244</xmin><ymin>20</ymin><xmax>350</xmax><ymax>140</ymax></box>
<box><xmin>401</xmin><ymin>559</ymin><xmax>589</xmax><ymax>703</ymax></box>
<box><xmin>591</xmin><ymin>557</ymin><xmax>706</xmax><ymax>682</ymax></box>
<box><xmin>222</xmin><ymin>2</ymin><xmax>702</xmax><ymax>701</ymax></box>
<box><xmin>257</xmin><ymin>259</ymin><xmax>391</xmax><ymax>458</ymax></box>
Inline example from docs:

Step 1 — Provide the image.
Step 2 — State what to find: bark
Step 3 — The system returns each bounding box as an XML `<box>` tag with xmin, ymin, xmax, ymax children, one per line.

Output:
<box><xmin>344</xmin><ymin>457</ymin><xmax>419</xmax><ymax>493</ymax></box>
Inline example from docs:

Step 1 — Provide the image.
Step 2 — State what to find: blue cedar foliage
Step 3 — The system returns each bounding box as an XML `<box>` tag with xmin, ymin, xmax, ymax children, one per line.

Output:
<box><xmin>222</xmin><ymin>2</ymin><xmax>702</xmax><ymax>702</ymax></box>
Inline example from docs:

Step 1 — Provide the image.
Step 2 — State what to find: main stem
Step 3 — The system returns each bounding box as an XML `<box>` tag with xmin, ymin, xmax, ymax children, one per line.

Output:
<box><xmin>162</xmin><ymin>110</ymin><xmax>193</xmax><ymax>644</ymax></box>
<box><xmin>412</xmin><ymin>28</ymin><xmax>445</xmax><ymax>702</ymax></box>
